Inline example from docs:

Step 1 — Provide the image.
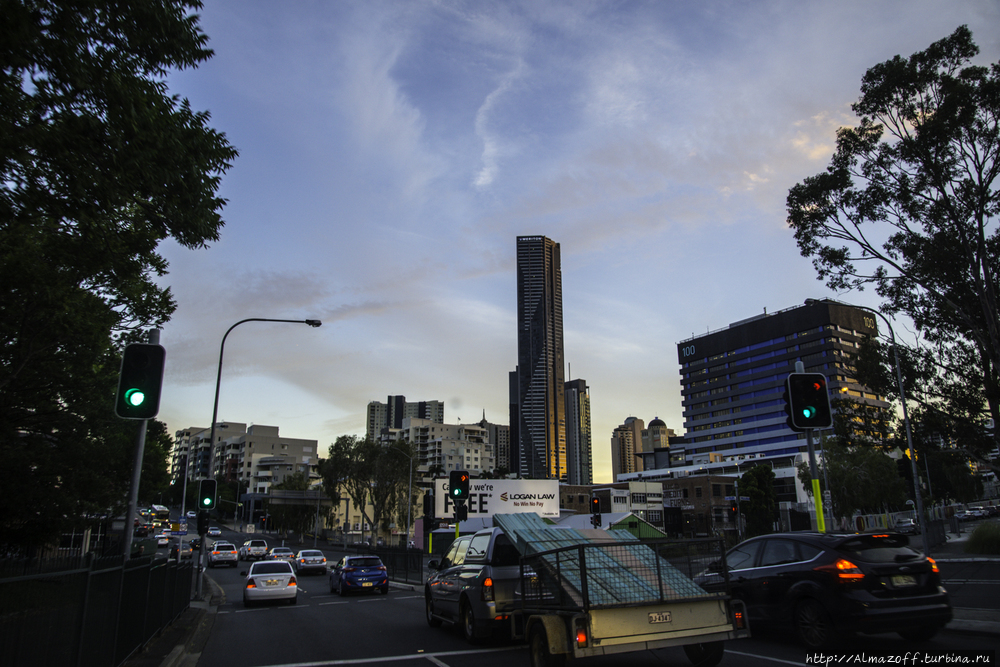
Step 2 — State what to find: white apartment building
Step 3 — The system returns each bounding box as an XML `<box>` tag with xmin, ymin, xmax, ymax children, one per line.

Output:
<box><xmin>378</xmin><ymin>417</ymin><xmax>495</xmax><ymax>477</ymax></box>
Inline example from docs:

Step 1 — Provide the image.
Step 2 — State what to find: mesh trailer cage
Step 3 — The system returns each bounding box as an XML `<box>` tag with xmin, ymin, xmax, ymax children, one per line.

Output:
<box><xmin>519</xmin><ymin>537</ymin><xmax>729</xmax><ymax>611</ymax></box>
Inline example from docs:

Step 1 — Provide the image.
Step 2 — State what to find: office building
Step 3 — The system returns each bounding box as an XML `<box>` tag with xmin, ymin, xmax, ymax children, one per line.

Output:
<box><xmin>513</xmin><ymin>235</ymin><xmax>567</xmax><ymax>480</ymax></box>
<box><xmin>620</xmin><ymin>300</ymin><xmax>888</xmax><ymax>507</ymax></box>
<box><xmin>565</xmin><ymin>379</ymin><xmax>593</xmax><ymax>485</ymax></box>
<box><xmin>611</xmin><ymin>417</ymin><xmax>644</xmax><ymax>478</ymax></box>
<box><xmin>378</xmin><ymin>417</ymin><xmax>493</xmax><ymax>477</ymax></box>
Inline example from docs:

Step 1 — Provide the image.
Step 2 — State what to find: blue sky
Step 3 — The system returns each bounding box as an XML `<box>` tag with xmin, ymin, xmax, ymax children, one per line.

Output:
<box><xmin>157</xmin><ymin>1</ymin><xmax>1000</xmax><ymax>482</ymax></box>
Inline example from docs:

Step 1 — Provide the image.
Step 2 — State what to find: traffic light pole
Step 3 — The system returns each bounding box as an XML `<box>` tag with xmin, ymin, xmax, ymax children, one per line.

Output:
<box><xmin>122</xmin><ymin>329</ymin><xmax>159</xmax><ymax>559</ymax></box>
<box><xmin>806</xmin><ymin>428</ymin><xmax>826</xmax><ymax>533</ymax></box>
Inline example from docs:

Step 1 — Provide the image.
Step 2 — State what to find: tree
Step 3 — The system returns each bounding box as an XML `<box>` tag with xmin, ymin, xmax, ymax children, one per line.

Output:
<box><xmin>786</xmin><ymin>26</ymin><xmax>1000</xmax><ymax>473</ymax></box>
<box><xmin>269</xmin><ymin>473</ymin><xmax>315</xmax><ymax>540</ymax></box>
<box><xmin>798</xmin><ymin>444</ymin><xmax>909</xmax><ymax>521</ymax></box>
<box><xmin>0</xmin><ymin>0</ymin><xmax>237</xmax><ymax>549</ymax></box>
<box><xmin>739</xmin><ymin>464</ymin><xmax>777</xmax><ymax>538</ymax></box>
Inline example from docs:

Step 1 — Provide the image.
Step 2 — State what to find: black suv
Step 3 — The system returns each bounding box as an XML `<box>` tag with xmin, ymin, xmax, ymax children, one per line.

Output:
<box><xmin>695</xmin><ymin>532</ymin><xmax>951</xmax><ymax>648</ymax></box>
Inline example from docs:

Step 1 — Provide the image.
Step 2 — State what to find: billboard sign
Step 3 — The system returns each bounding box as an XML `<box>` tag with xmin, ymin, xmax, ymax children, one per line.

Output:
<box><xmin>433</xmin><ymin>478</ymin><xmax>559</xmax><ymax>519</ymax></box>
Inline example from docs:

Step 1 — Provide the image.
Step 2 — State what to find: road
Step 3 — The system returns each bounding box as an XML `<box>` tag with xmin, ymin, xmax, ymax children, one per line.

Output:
<box><xmin>187</xmin><ymin>526</ymin><xmax>998</xmax><ymax>667</ymax></box>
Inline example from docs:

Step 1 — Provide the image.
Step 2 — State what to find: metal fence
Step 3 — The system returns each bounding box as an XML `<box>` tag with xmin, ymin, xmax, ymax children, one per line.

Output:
<box><xmin>369</xmin><ymin>546</ymin><xmax>426</xmax><ymax>585</ymax></box>
<box><xmin>0</xmin><ymin>554</ymin><xmax>193</xmax><ymax>667</ymax></box>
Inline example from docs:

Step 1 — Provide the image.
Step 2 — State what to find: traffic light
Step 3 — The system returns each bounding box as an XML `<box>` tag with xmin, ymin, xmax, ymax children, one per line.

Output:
<box><xmin>197</xmin><ymin>510</ymin><xmax>209</xmax><ymax>535</ymax></box>
<box><xmin>449</xmin><ymin>470</ymin><xmax>470</xmax><ymax>502</ymax></box>
<box><xmin>784</xmin><ymin>373</ymin><xmax>833</xmax><ymax>431</ymax></box>
<box><xmin>198</xmin><ymin>479</ymin><xmax>217</xmax><ymax>511</ymax></box>
<box><xmin>423</xmin><ymin>492</ymin><xmax>434</xmax><ymax>518</ymax></box>
<box><xmin>729</xmin><ymin>502</ymin><xmax>738</xmax><ymax>519</ymax></box>
<box><xmin>456</xmin><ymin>504</ymin><xmax>468</xmax><ymax>521</ymax></box>
<box><xmin>115</xmin><ymin>343</ymin><xmax>166</xmax><ymax>419</ymax></box>
<box><xmin>591</xmin><ymin>496</ymin><xmax>602</xmax><ymax>527</ymax></box>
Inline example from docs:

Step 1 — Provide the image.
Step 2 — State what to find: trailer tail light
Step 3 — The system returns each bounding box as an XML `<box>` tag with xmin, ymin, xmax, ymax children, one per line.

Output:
<box><xmin>927</xmin><ymin>557</ymin><xmax>939</xmax><ymax>574</ymax></box>
<box><xmin>574</xmin><ymin>618</ymin><xmax>589</xmax><ymax>648</ymax></box>
<box><xmin>733</xmin><ymin>608</ymin><xmax>745</xmax><ymax>630</ymax></box>
<box><xmin>482</xmin><ymin>577</ymin><xmax>494</xmax><ymax>602</ymax></box>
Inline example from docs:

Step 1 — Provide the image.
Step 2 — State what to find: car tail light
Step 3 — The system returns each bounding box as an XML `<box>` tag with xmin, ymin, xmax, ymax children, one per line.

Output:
<box><xmin>927</xmin><ymin>556</ymin><xmax>939</xmax><ymax>573</ymax></box>
<box><xmin>378</xmin><ymin>565</ymin><xmax>386</xmax><ymax>571</ymax></box>
<box><xmin>481</xmin><ymin>576</ymin><xmax>494</xmax><ymax>602</ymax></box>
<box><xmin>815</xmin><ymin>558</ymin><xmax>864</xmax><ymax>581</ymax></box>
<box><xmin>288</xmin><ymin>576</ymin><xmax>297</xmax><ymax>587</ymax></box>
<box><xmin>343</xmin><ymin>566</ymin><xmax>356</xmax><ymax>573</ymax></box>
<box><xmin>246</xmin><ymin>581</ymin><xmax>256</xmax><ymax>589</ymax></box>
<box><xmin>733</xmin><ymin>608</ymin><xmax>746</xmax><ymax>630</ymax></box>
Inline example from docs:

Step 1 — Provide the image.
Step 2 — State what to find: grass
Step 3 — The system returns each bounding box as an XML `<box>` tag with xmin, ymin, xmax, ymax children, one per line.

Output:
<box><xmin>964</xmin><ymin>522</ymin><xmax>1000</xmax><ymax>555</ymax></box>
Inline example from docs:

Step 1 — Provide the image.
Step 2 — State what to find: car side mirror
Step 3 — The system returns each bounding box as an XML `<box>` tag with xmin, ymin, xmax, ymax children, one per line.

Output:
<box><xmin>427</xmin><ymin>559</ymin><xmax>440</xmax><ymax>570</ymax></box>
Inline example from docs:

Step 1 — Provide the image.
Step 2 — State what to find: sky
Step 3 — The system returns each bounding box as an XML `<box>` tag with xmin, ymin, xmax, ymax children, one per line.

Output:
<box><xmin>156</xmin><ymin>0</ymin><xmax>1000</xmax><ymax>483</ymax></box>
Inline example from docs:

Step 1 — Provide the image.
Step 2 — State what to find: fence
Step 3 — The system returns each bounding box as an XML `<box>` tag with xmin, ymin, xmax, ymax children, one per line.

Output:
<box><xmin>0</xmin><ymin>554</ymin><xmax>193</xmax><ymax>667</ymax></box>
<box><xmin>368</xmin><ymin>545</ymin><xmax>426</xmax><ymax>585</ymax></box>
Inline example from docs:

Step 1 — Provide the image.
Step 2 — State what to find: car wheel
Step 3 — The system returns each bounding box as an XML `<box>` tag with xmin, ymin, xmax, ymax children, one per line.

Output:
<box><xmin>243</xmin><ymin>596</ymin><xmax>252</xmax><ymax>608</ymax></box>
<box><xmin>288</xmin><ymin>594</ymin><xmax>297</xmax><ymax>606</ymax></box>
<box><xmin>528</xmin><ymin>624</ymin><xmax>565</xmax><ymax>667</ymax></box>
<box><xmin>380</xmin><ymin>585</ymin><xmax>389</xmax><ymax>595</ymax></box>
<box><xmin>897</xmin><ymin>625</ymin><xmax>941</xmax><ymax>642</ymax></box>
<box><xmin>461</xmin><ymin>601</ymin><xmax>480</xmax><ymax>644</ymax></box>
<box><xmin>330</xmin><ymin>578</ymin><xmax>337</xmax><ymax>594</ymax></box>
<box><xmin>794</xmin><ymin>598</ymin><xmax>837</xmax><ymax>648</ymax></box>
<box><xmin>426</xmin><ymin>595</ymin><xmax>442</xmax><ymax>628</ymax></box>
<box><xmin>683</xmin><ymin>641</ymin><xmax>725</xmax><ymax>667</ymax></box>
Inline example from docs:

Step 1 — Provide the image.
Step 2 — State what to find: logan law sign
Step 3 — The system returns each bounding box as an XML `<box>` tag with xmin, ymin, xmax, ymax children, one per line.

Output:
<box><xmin>434</xmin><ymin>479</ymin><xmax>559</xmax><ymax>518</ymax></box>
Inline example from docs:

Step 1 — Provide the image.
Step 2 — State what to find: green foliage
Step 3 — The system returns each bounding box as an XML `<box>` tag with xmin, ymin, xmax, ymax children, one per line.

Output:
<box><xmin>786</xmin><ymin>25</ymin><xmax>1000</xmax><ymax>473</ymax></box>
<box><xmin>740</xmin><ymin>464</ymin><xmax>777</xmax><ymax>538</ymax></box>
<box><xmin>0</xmin><ymin>0</ymin><xmax>236</xmax><ymax>550</ymax></box>
<box><xmin>965</xmin><ymin>522</ymin><xmax>1000</xmax><ymax>555</ymax></box>
<box><xmin>798</xmin><ymin>442</ymin><xmax>909</xmax><ymax>519</ymax></box>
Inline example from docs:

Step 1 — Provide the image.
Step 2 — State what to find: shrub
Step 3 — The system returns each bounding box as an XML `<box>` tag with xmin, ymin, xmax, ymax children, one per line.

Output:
<box><xmin>964</xmin><ymin>522</ymin><xmax>1000</xmax><ymax>555</ymax></box>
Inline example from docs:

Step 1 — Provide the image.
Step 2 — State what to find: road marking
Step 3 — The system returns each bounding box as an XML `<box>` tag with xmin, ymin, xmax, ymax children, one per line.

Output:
<box><xmin>248</xmin><ymin>645</ymin><xmax>523</xmax><ymax>666</ymax></box>
<box><xmin>319</xmin><ymin>601</ymin><xmax>348</xmax><ymax>606</ymax></box>
<box><xmin>395</xmin><ymin>595</ymin><xmax>423</xmax><ymax>600</ymax></box>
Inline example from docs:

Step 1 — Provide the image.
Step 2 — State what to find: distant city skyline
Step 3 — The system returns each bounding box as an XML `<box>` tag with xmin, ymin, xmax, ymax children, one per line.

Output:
<box><xmin>153</xmin><ymin>2</ymin><xmax>998</xmax><ymax>483</ymax></box>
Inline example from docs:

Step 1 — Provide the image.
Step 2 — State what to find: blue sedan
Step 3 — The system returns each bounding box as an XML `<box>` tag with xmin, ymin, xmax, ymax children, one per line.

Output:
<box><xmin>329</xmin><ymin>555</ymin><xmax>388</xmax><ymax>595</ymax></box>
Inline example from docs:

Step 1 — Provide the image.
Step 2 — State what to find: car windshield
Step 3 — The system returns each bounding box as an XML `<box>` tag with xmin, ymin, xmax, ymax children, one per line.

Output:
<box><xmin>835</xmin><ymin>534</ymin><xmax>920</xmax><ymax>563</ymax></box>
<box><xmin>250</xmin><ymin>562</ymin><xmax>293</xmax><ymax>575</ymax></box>
<box><xmin>349</xmin><ymin>557</ymin><xmax>383</xmax><ymax>567</ymax></box>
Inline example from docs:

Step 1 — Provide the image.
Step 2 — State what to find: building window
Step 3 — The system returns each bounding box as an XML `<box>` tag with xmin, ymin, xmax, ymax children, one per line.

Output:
<box><xmin>695</xmin><ymin>487</ymin><xmax>703</xmax><ymax>498</ymax></box>
<box><xmin>712</xmin><ymin>484</ymin><xmax>721</xmax><ymax>497</ymax></box>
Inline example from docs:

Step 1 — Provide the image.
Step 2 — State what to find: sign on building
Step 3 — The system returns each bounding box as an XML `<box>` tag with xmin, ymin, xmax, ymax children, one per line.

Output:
<box><xmin>433</xmin><ymin>478</ymin><xmax>559</xmax><ymax>519</ymax></box>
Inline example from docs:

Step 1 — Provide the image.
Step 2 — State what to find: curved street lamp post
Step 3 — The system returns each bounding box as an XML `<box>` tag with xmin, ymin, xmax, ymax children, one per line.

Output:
<box><xmin>196</xmin><ymin>317</ymin><xmax>322</xmax><ymax>599</ymax></box>
<box><xmin>806</xmin><ymin>300</ymin><xmax>928</xmax><ymax>555</ymax></box>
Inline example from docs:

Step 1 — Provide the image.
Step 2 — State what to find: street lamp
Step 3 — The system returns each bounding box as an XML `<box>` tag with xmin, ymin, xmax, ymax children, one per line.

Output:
<box><xmin>196</xmin><ymin>317</ymin><xmax>321</xmax><ymax>599</ymax></box>
<box><xmin>805</xmin><ymin>299</ymin><xmax>928</xmax><ymax>554</ymax></box>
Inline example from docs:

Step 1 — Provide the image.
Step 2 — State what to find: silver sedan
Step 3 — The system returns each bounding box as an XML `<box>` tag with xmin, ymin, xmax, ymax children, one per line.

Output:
<box><xmin>242</xmin><ymin>560</ymin><xmax>297</xmax><ymax>606</ymax></box>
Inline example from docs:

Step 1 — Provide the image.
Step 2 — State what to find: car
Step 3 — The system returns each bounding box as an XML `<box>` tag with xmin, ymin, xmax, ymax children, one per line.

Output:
<box><xmin>239</xmin><ymin>539</ymin><xmax>268</xmax><ymax>561</ymax></box>
<box><xmin>424</xmin><ymin>527</ymin><xmax>523</xmax><ymax>642</ymax></box>
<box><xmin>186</xmin><ymin>510</ymin><xmax>197</xmax><ymax>519</ymax></box>
<box><xmin>954</xmin><ymin>510</ymin><xmax>973</xmax><ymax>521</ymax></box>
<box><xmin>267</xmin><ymin>546</ymin><xmax>295</xmax><ymax>562</ymax></box>
<box><xmin>293</xmin><ymin>549</ymin><xmax>327</xmax><ymax>575</ymax></box>
<box><xmin>155</xmin><ymin>533</ymin><xmax>170</xmax><ymax>548</ymax></box>
<box><xmin>329</xmin><ymin>555</ymin><xmax>388</xmax><ymax>596</ymax></box>
<box><xmin>170</xmin><ymin>540</ymin><xmax>193</xmax><ymax>560</ymax></box>
<box><xmin>208</xmin><ymin>542</ymin><xmax>238</xmax><ymax>568</ymax></box>
<box><xmin>895</xmin><ymin>518</ymin><xmax>918</xmax><ymax>534</ymax></box>
<box><xmin>241</xmin><ymin>560</ymin><xmax>297</xmax><ymax>607</ymax></box>
<box><xmin>694</xmin><ymin>532</ymin><xmax>951</xmax><ymax>648</ymax></box>
<box><xmin>207</xmin><ymin>526</ymin><xmax>222</xmax><ymax>537</ymax></box>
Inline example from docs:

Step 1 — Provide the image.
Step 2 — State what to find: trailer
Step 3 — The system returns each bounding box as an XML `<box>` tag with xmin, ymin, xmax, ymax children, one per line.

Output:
<box><xmin>493</xmin><ymin>514</ymin><xmax>749</xmax><ymax>667</ymax></box>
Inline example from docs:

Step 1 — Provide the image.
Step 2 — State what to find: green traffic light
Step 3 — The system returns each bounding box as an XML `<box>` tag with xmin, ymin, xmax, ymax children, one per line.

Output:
<box><xmin>125</xmin><ymin>388</ymin><xmax>146</xmax><ymax>407</ymax></box>
<box><xmin>802</xmin><ymin>406</ymin><xmax>816</xmax><ymax>419</ymax></box>
<box><xmin>202</xmin><ymin>497</ymin><xmax>211</xmax><ymax>506</ymax></box>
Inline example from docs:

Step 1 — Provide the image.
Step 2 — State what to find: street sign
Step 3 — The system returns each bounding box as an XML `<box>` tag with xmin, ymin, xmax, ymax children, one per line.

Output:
<box><xmin>740</xmin><ymin>496</ymin><xmax>750</xmax><ymax>502</ymax></box>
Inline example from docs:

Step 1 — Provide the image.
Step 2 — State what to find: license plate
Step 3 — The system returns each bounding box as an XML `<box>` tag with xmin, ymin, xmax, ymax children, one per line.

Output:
<box><xmin>648</xmin><ymin>611</ymin><xmax>672</xmax><ymax>624</ymax></box>
<box><xmin>362</xmin><ymin>582</ymin><xmax>373</xmax><ymax>587</ymax></box>
<box><xmin>891</xmin><ymin>575</ymin><xmax>917</xmax><ymax>587</ymax></box>
<box><xmin>265</xmin><ymin>579</ymin><xmax>279</xmax><ymax>586</ymax></box>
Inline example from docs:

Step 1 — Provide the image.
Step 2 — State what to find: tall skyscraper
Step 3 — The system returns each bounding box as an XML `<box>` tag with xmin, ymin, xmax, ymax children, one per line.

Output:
<box><xmin>514</xmin><ymin>235</ymin><xmax>567</xmax><ymax>480</ymax></box>
<box><xmin>565</xmin><ymin>378</ymin><xmax>592</xmax><ymax>484</ymax></box>
<box><xmin>611</xmin><ymin>416</ymin><xmax>644</xmax><ymax>478</ymax></box>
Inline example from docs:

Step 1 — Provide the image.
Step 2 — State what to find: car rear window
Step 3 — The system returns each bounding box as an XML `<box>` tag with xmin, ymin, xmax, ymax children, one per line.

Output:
<box><xmin>349</xmin><ymin>557</ymin><xmax>383</xmax><ymax>567</ymax></box>
<box><xmin>216</xmin><ymin>543</ymin><xmax>235</xmax><ymax>550</ymax></box>
<box><xmin>250</xmin><ymin>540</ymin><xmax>267</xmax><ymax>547</ymax></box>
<box><xmin>251</xmin><ymin>562</ymin><xmax>292</xmax><ymax>575</ymax></box>
<box><xmin>836</xmin><ymin>534</ymin><xmax>921</xmax><ymax>563</ymax></box>
<box><xmin>300</xmin><ymin>550</ymin><xmax>323</xmax><ymax>558</ymax></box>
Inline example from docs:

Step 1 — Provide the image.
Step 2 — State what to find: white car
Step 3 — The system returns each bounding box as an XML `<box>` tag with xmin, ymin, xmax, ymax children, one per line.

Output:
<box><xmin>156</xmin><ymin>533</ymin><xmax>170</xmax><ymax>547</ymax></box>
<box><xmin>208</xmin><ymin>542</ymin><xmax>238</xmax><ymax>568</ymax></box>
<box><xmin>242</xmin><ymin>560</ymin><xmax>297</xmax><ymax>607</ymax></box>
<box><xmin>186</xmin><ymin>510</ymin><xmax>197</xmax><ymax>519</ymax></box>
<box><xmin>207</xmin><ymin>526</ymin><xmax>222</xmax><ymax>537</ymax></box>
<box><xmin>293</xmin><ymin>549</ymin><xmax>327</xmax><ymax>575</ymax></box>
<box><xmin>267</xmin><ymin>547</ymin><xmax>295</xmax><ymax>562</ymax></box>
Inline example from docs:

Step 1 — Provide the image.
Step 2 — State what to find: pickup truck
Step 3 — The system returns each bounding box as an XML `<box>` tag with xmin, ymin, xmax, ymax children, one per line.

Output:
<box><xmin>425</xmin><ymin>514</ymin><xmax>749</xmax><ymax>667</ymax></box>
<box><xmin>239</xmin><ymin>539</ymin><xmax>268</xmax><ymax>561</ymax></box>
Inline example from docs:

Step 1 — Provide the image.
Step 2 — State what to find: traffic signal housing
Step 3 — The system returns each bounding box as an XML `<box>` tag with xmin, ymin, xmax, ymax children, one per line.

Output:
<box><xmin>784</xmin><ymin>373</ymin><xmax>833</xmax><ymax>431</ymax></box>
<box><xmin>197</xmin><ymin>510</ymin><xmax>209</xmax><ymax>535</ymax></box>
<box><xmin>456</xmin><ymin>504</ymin><xmax>468</xmax><ymax>521</ymax></box>
<box><xmin>449</xmin><ymin>470</ymin><xmax>470</xmax><ymax>502</ymax></box>
<box><xmin>590</xmin><ymin>496</ymin><xmax>602</xmax><ymax>527</ymax></box>
<box><xmin>198</xmin><ymin>479</ymin><xmax>217</xmax><ymax>511</ymax></box>
<box><xmin>115</xmin><ymin>343</ymin><xmax>166</xmax><ymax>419</ymax></box>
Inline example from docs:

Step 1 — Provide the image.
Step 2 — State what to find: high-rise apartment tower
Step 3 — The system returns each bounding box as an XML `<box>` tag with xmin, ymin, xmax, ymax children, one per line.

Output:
<box><xmin>514</xmin><ymin>236</ymin><xmax>567</xmax><ymax>480</ymax></box>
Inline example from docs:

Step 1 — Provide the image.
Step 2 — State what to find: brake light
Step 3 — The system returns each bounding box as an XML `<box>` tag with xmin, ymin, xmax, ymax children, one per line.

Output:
<box><xmin>815</xmin><ymin>558</ymin><xmax>864</xmax><ymax>581</ymax></box>
<box><xmin>928</xmin><ymin>557</ymin><xmax>939</xmax><ymax>574</ymax></box>
<box><xmin>246</xmin><ymin>581</ymin><xmax>256</xmax><ymax>589</ymax></box>
<box><xmin>288</xmin><ymin>576</ymin><xmax>297</xmax><ymax>587</ymax></box>
<box><xmin>343</xmin><ymin>567</ymin><xmax>356</xmax><ymax>573</ymax></box>
<box><xmin>482</xmin><ymin>576</ymin><xmax>494</xmax><ymax>602</ymax></box>
<box><xmin>733</xmin><ymin>609</ymin><xmax>745</xmax><ymax>630</ymax></box>
<box><xmin>378</xmin><ymin>565</ymin><xmax>386</xmax><ymax>571</ymax></box>
<box><xmin>574</xmin><ymin>619</ymin><xmax>589</xmax><ymax>648</ymax></box>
